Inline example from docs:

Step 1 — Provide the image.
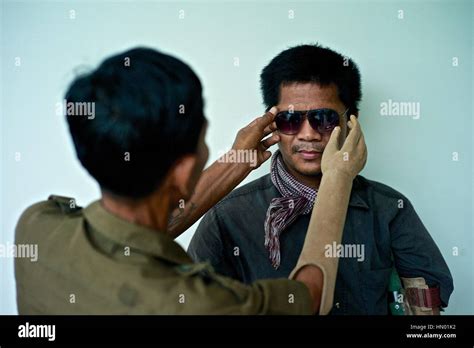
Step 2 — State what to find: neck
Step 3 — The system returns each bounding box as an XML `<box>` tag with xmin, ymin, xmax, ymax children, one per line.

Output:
<box><xmin>281</xmin><ymin>158</ymin><xmax>322</xmax><ymax>190</ymax></box>
<box><xmin>101</xmin><ymin>189</ymin><xmax>171</xmax><ymax>232</ymax></box>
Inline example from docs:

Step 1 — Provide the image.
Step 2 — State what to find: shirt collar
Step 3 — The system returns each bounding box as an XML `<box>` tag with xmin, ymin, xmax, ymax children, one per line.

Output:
<box><xmin>83</xmin><ymin>200</ymin><xmax>192</xmax><ymax>265</ymax></box>
<box><xmin>265</xmin><ymin>173</ymin><xmax>370</xmax><ymax>210</ymax></box>
<box><xmin>349</xmin><ymin>176</ymin><xmax>370</xmax><ymax>210</ymax></box>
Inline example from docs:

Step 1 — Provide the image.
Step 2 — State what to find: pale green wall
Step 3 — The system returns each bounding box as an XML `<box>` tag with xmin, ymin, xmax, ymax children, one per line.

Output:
<box><xmin>1</xmin><ymin>0</ymin><xmax>472</xmax><ymax>314</ymax></box>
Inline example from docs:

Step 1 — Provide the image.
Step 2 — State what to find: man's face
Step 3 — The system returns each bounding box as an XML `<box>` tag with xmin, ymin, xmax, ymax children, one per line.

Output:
<box><xmin>276</xmin><ymin>82</ymin><xmax>348</xmax><ymax>181</ymax></box>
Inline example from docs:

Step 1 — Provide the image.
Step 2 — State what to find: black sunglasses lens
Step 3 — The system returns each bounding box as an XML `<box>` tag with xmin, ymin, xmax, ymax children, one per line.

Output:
<box><xmin>308</xmin><ymin>109</ymin><xmax>340</xmax><ymax>133</ymax></box>
<box><xmin>275</xmin><ymin>112</ymin><xmax>302</xmax><ymax>134</ymax></box>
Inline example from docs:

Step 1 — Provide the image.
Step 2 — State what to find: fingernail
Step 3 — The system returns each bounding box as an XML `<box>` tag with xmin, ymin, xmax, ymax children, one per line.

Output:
<box><xmin>269</xmin><ymin>106</ymin><xmax>277</xmax><ymax>114</ymax></box>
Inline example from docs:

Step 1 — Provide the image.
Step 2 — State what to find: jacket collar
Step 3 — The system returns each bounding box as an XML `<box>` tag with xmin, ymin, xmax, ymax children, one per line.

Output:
<box><xmin>265</xmin><ymin>173</ymin><xmax>370</xmax><ymax>210</ymax></box>
<box><xmin>83</xmin><ymin>200</ymin><xmax>192</xmax><ymax>265</ymax></box>
<box><xmin>349</xmin><ymin>176</ymin><xmax>370</xmax><ymax>210</ymax></box>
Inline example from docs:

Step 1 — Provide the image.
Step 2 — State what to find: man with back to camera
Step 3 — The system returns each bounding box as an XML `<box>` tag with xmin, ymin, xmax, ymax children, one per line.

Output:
<box><xmin>188</xmin><ymin>44</ymin><xmax>454</xmax><ymax>315</ymax></box>
<box><xmin>14</xmin><ymin>47</ymin><xmax>368</xmax><ymax>315</ymax></box>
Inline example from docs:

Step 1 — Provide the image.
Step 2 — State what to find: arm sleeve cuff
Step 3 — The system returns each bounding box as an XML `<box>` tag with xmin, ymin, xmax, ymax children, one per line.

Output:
<box><xmin>252</xmin><ymin>278</ymin><xmax>313</xmax><ymax>315</ymax></box>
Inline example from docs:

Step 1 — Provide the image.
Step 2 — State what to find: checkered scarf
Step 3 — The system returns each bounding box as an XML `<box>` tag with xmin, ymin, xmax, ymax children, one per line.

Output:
<box><xmin>264</xmin><ymin>150</ymin><xmax>318</xmax><ymax>269</ymax></box>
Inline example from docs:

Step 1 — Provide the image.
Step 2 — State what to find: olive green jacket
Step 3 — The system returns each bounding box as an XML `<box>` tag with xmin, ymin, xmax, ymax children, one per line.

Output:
<box><xmin>15</xmin><ymin>195</ymin><xmax>312</xmax><ymax>315</ymax></box>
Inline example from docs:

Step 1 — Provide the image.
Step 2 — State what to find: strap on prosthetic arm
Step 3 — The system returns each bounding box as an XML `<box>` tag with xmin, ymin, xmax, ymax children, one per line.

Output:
<box><xmin>401</xmin><ymin>277</ymin><xmax>442</xmax><ymax>315</ymax></box>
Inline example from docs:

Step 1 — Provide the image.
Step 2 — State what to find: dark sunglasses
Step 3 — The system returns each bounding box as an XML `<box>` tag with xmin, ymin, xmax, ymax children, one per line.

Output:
<box><xmin>275</xmin><ymin>108</ymin><xmax>349</xmax><ymax>135</ymax></box>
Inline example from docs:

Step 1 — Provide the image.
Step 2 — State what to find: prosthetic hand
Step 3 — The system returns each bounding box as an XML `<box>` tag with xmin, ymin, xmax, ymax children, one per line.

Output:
<box><xmin>290</xmin><ymin>115</ymin><xmax>368</xmax><ymax>315</ymax></box>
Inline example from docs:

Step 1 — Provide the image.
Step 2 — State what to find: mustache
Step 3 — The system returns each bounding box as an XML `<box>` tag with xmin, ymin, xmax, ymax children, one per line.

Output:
<box><xmin>291</xmin><ymin>143</ymin><xmax>325</xmax><ymax>153</ymax></box>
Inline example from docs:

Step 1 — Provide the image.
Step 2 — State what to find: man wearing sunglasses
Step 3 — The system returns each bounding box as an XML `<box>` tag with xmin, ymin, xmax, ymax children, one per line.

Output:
<box><xmin>15</xmin><ymin>47</ymin><xmax>370</xmax><ymax>315</ymax></box>
<box><xmin>188</xmin><ymin>44</ymin><xmax>453</xmax><ymax>315</ymax></box>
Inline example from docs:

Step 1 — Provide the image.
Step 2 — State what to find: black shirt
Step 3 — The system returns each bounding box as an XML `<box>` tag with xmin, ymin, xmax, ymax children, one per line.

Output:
<box><xmin>188</xmin><ymin>174</ymin><xmax>453</xmax><ymax>315</ymax></box>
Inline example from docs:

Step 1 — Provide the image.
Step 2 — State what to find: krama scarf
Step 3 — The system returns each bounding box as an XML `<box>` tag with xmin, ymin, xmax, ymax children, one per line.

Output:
<box><xmin>264</xmin><ymin>150</ymin><xmax>318</xmax><ymax>269</ymax></box>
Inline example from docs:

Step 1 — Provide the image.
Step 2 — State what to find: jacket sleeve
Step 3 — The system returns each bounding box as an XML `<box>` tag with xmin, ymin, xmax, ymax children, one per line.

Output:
<box><xmin>169</xmin><ymin>262</ymin><xmax>313</xmax><ymax>315</ymax></box>
<box><xmin>389</xmin><ymin>198</ymin><xmax>454</xmax><ymax>307</ymax></box>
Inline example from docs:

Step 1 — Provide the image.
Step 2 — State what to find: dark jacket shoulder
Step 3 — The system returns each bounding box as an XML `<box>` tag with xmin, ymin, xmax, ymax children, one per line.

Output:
<box><xmin>221</xmin><ymin>174</ymin><xmax>273</xmax><ymax>201</ymax></box>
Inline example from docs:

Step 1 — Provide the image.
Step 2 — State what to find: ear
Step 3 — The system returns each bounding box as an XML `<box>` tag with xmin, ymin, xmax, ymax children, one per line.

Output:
<box><xmin>169</xmin><ymin>154</ymin><xmax>198</xmax><ymax>200</ymax></box>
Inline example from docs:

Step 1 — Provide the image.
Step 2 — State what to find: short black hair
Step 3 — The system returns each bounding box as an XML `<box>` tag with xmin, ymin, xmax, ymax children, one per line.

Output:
<box><xmin>65</xmin><ymin>47</ymin><xmax>205</xmax><ymax>198</ymax></box>
<box><xmin>260</xmin><ymin>43</ymin><xmax>362</xmax><ymax>115</ymax></box>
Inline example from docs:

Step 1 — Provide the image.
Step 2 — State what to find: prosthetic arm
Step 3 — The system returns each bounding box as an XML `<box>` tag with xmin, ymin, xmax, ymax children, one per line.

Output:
<box><xmin>290</xmin><ymin>115</ymin><xmax>368</xmax><ymax>315</ymax></box>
